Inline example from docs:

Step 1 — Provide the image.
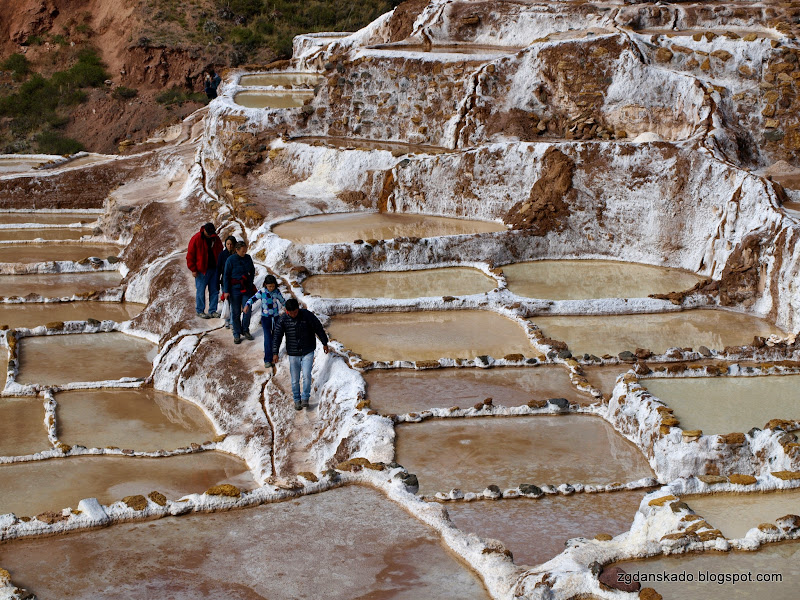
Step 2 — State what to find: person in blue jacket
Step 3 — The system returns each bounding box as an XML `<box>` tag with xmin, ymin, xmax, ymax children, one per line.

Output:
<box><xmin>243</xmin><ymin>274</ymin><xmax>285</xmax><ymax>368</ymax></box>
<box><xmin>221</xmin><ymin>241</ymin><xmax>255</xmax><ymax>344</ymax></box>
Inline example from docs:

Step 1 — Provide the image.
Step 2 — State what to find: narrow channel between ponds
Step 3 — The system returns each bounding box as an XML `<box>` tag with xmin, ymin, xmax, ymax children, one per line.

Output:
<box><xmin>0</xmin><ymin>272</ymin><xmax>122</xmax><ymax>298</ymax></box>
<box><xmin>0</xmin><ymin>302</ymin><xmax>142</xmax><ymax>329</ymax></box>
<box><xmin>683</xmin><ymin>489</ymin><xmax>800</xmax><ymax>539</ymax></box>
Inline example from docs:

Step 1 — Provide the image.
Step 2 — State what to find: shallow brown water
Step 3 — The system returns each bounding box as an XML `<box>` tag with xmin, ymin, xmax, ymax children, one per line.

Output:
<box><xmin>0</xmin><ymin>486</ymin><xmax>489</xmax><ymax>600</ymax></box>
<box><xmin>367</xmin><ymin>43</ymin><xmax>522</xmax><ymax>56</ymax></box>
<box><xmin>447</xmin><ymin>491</ymin><xmax>644</xmax><ymax>566</ymax></box>
<box><xmin>0</xmin><ymin>272</ymin><xmax>122</xmax><ymax>298</ymax></box>
<box><xmin>365</xmin><ymin>366</ymin><xmax>594</xmax><ymax>414</ymax></box>
<box><xmin>0</xmin><ymin>302</ymin><xmax>142</xmax><ymax>329</ymax></box>
<box><xmin>233</xmin><ymin>90</ymin><xmax>313</xmax><ymax>108</ymax></box>
<box><xmin>0</xmin><ymin>244</ymin><xmax>120</xmax><ymax>264</ymax></box>
<box><xmin>17</xmin><ymin>333</ymin><xmax>157</xmax><ymax>385</ymax></box>
<box><xmin>0</xmin><ymin>228</ymin><xmax>87</xmax><ymax>241</ymax></box>
<box><xmin>0</xmin><ymin>397</ymin><xmax>49</xmax><ymax>456</ymax></box>
<box><xmin>684</xmin><ymin>490</ymin><xmax>800</xmax><ymax>539</ymax></box>
<box><xmin>395</xmin><ymin>415</ymin><xmax>654</xmax><ymax>495</ymax></box>
<box><xmin>303</xmin><ymin>267</ymin><xmax>496</xmax><ymax>299</ymax></box>
<box><xmin>56</xmin><ymin>389</ymin><xmax>216</xmax><ymax>452</ymax></box>
<box><xmin>239</xmin><ymin>72</ymin><xmax>324</xmax><ymax>87</ymax></box>
<box><xmin>0</xmin><ymin>213</ymin><xmax>98</xmax><ymax>225</ymax></box>
<box><xmin>272</xmin><ymin>212</ymin><xmax>506</xmax><ymax>244</ymax></box>
<box><xmin>0</xmin><ymin>159</ymin><xmax>43</xmax><ymax>173</ymax></box>
<box><xmin>327</xmin><ymin>310</ymin><xmax>537</xmax><ymax>362</ymax></box>
<box><xmin>291</xmin><ymin>135</ymin><xmax>451</xmax><ymax>154</ymax></box>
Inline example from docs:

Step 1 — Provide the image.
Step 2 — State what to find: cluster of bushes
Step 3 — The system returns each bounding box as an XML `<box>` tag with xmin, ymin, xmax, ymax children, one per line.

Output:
<box><xmin>155</xmin><ymin>87</ymin><xmax>208</xmax><ymax>106</ymax></box>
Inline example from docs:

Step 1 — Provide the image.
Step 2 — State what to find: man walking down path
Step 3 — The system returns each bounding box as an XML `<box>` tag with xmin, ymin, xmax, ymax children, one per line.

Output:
<box><xmin>272</xmin><ymin>298</ymin><xmax>329</xmax><ymax>411</ymax></box>
<box><xmin>222</xmin><ymin>241</ymin><xmax>256</xmax><ymax>344</ymax></box>
<box><xmin>186</xmin><ymin>222</ymin><xmax>223</xmax><ymax>319</ymax></box>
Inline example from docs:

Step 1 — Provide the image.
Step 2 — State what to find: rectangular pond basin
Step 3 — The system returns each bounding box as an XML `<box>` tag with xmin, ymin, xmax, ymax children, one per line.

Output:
<box><xmin>643</xmin><ymin>375</ymin><xmax>800</xmax><ymax>435</ymax></box>
<box><xmin>272</xmin><ymin>212</ymin><xmax>506</xmax><ymax>244</ymax></box>
<box><xmin>447</xmin><ymin>491</ymin><xmax>645</xmax><ymax>567</ymax></box>
<box><xmin>0</xmin><ymin>272</ymin><xmax>122</xmax><ymax>298</ymax></box>
<box><xmin>16</xmin><ymin>332</ymin><xmax>157</xmax><ymax>385</ymax></box>
<box><xmin>0</xmin><ymin>228</ymin><xmax>87</xmax><ymax>241</ymax></box>
<box><xmin>614</xmin><ymin>541</ymin><xmax>799</xmax><ymax>599</ymax></box>
<box><xmin>0</xmin><ymin>213</ymin><xmax>98</xmax><ymax>225</ymax></box>
<box><xmin>365</xmin><ymin>366</ymin><xmax>594</xmax><ymax>414</ymax></box>
<box><xmin>684</xmin><ymin>490</ymin><xmax>800</xmax><ymax>539</ymax></box>
<box><xmin>0</xmin><ymin>451</ymin><xmax>255</xmax><ymax>517</ymax></box>
<box><xmin>503</xmin><ymin>260</ymin><xmax>705</xmax><ymax>300</ymax></box>
<box><xmin>0</xmin><ymin>397</ymin><xmax>49</xmax><ymax>456</ymax></box>
<box><xmin>0</xmin><ymin>485</ymin><xmax>490</xmax><ymax>600</ymax></box>
<box><xmin>233</xmin><ymin>90</ymin><xmax>314</xmax><ymax>108</ymax></box>
<box><xmin>303</xmin><ymin>267</ymin><xmax>496</xmax><ymax>299</ymax></box>
<box><xmin>56</xmin><ymin>389</ymin><xmax>216</xmax><ymax>452</ymax></box>
<box><xmin>0</xmin><ymin>243</ymin><xmax>120</xmax><ymax>264</ymax></box>
<box><xmin>239</xmin><ymin>72</ymin><xmax>324</xmax><ymax>86</ymax></box>
<box><xmin>395</xmin><ymin>415</ymin><xmax>654</xmax><ymax>495</ymax></box>
<box><xmin>327</xmin><ymin>310</ymin><xmax>538</xmax><ymax>362</ymax></box>
<box><xmin>0</xmin><ymin>302</ymin><xmax>143</xmax><ymax>329</ymax></box>
<box><xmin>531</xmin><ymin>311</ymin><xmax>782</xmax><ymax>357</ymax></box>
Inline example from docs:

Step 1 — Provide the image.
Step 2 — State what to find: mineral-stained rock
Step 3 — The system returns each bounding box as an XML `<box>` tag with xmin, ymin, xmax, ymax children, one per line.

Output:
<box><xmin>148</xmin><ymin>491</ymin><xmax>167</xmax><ymax>506</ymax></box>
<box><xmin>122</xmin><ymin>495</ymin><xmax>148</xmax><ymax>511</ymax></box>
<box><xmin>718</xmin><ymin>432</ymin><xmax>746</xmax><ymax>445</ymax></box>
<box><xmin>697</xmin><ymin>475</ymin><xmax>728</xmax><ymax>484</ymax></box>
<box><xmin>481</xmin><ymin>538</ymin><xmax>513</xmax><ymax>558</ymax></box>
<box><xmin>776</xmin><ymin>514</ymin><xmax>800</xmax><ymax>531</ymax></box>
<box><xmin>45</xmin><ymin>321</ymin><xmax>64</xmax><ymax>330</ymax></box>
<box><xmin>639</xmin><ymin>588</ymin><xmax>663</xmax><ymax>600</ymax></box>
<box><xmin>599</xmin><ymin>566</ymin><xmax>640</xmax><ymax>592</ymax></box>
<box><xmin>594</xmin><ymin>533</ymin><xmax>613</xmax><ymax>541</ymax></box>
<box><xmin>728</xmin><ymin>474</ymin><xmax>757</xmax><ymax>485</ymax></box>
<box><xmin>711</xmin><ymin>50</ymin><xmax>733</xmax><ymax>62</ymax></box>
<box><xmin>547</xmin><ymin>397</ymin><xmax>570</xmax><ymax>411</ymax></box>
<box><xmin>618</xmin><ymin>351</ymin><xmax>636</xmax><ymax>362</ymax></box>
<box><xmin>35</xmin><ymin>511</ymin><xmax>69</xmax><ymax>524</ymax></box>
<box><xmin>648</xmin><ymin>495</ymin><xmax>677</xmax><ymax>507</ymax></box>
<box><xmin>655</xmin><ymin>48</ymin><xmax>674</xmax><ymax>63</ymax></box>
<box><xmin>205</xmin><ymin>484</ymin><xmax>241</xmax><ymax>497</ymax></box>
<box><xmin>771</xmin><ymin>470</ymin><xmax>800</xmax><ymax>480</ymax></box>
<box><xmin>758</xmin><ymin>523</ymin><xmax>780</xmax><ymax>533</ymax></box>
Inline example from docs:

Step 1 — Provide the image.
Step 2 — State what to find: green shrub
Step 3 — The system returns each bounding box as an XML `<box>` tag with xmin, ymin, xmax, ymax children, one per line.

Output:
<box><xmin>24</xmin><ymin>35</ymin><xmax>44</xmax><ymax>46</ymax></box>
<box><xmin>156</xmin><ymin>87</ymin><xmax>208</xmax><ymax>106</ymax></box>
<box><xmin>35</xmin><ymin>131</ymin><xmax>85</xmax><ymax>155</ymax></box>
<box><xmin>112</xmin><ymin>86</ymin><xmax>139</xmax><ymax>100</ymax></box>
<box><xmin>1</xmin><ymin>54</ymin><xmax>31</xmax><ymax>78</ymax></box>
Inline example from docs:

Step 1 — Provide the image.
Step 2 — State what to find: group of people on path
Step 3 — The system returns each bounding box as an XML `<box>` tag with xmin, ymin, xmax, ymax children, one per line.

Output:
<box><xmin>187</xmin><ymin>223</ymin><xmax>329</xmax><ymax>410</ymax></box>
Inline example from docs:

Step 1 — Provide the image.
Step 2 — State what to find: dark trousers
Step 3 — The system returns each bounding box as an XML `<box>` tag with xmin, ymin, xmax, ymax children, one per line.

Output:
<box><xmin>261</xmin><ymin>315</ymin><xmax>274</xmax><ymax>362</ymax></box>
<box><xmin>230</xmin><ymin>291</ymin><xmax>252</xmax><ymax>338</ymax></box>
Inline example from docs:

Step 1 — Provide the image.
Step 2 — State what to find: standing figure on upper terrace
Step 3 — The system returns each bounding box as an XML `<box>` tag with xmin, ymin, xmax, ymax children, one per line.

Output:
<box><xmin>187</xmin><ymin>222</ymin><xmax>223</xmax><ymax>320</ymax></box>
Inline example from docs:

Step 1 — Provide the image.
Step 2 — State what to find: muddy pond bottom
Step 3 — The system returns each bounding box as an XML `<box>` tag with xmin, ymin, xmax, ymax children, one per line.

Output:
<box><xmin>16</xmin><ymin>332</ymin><xmax>157</xmax><ymax>385</ymax></box>
<box><xmin>0</xmin><ymin>228</ymin><xmax>88</xmax><ymax>241</ymax></box>
<box><xmin>303</xmin><ymin>267</ymin><xmax>496</xmax><ymax>299</ymax></box>
<box><xmin>233</xmin><ymin>90</ymin><xmax>313</xmax><ymax>108</ymax></box>
<box><xmin>327</xmin><ymin>310</ymin><xmax>536</xmax><ymax>362</ymax></box>
<box><xmin>0</xmin><ymin>452</ymin><xmax>255</xmax><ymax>517</ymax></box>
<box><xmin>0</xmin><ymin>243</ymin><xmax>120</xmax><ymax>264</ymax></box>
<box><xmin>0</xmin><ymin>212</ymin><xmax>98</xmax><ymax>225</ymax></box>
<box><xmin>531</xmin><ymin>311</ymin><xmax>782</xmax><ymax>357</ymax></box>
<box><xmin>0</xmin><ymin>397</ymin><xmax>49</xmax><ymax>456</ymax></box>
<box><xmin>0</xmin><ymin>272</ymin><xmax>122</xmax><ymax>298</ymax></box>
<box><xmin>502</xmin><ymin>260</ymin><xmax>704</xmax><ymax>300</ymax></box>
<box><xmin>0</xmin><ymin>302</ymin><xmax>142</xmax><ymax>329</ymax></box>
<box><xmin>642</xmin><ymin>375</ymin><xmax>800</xmax><ymax>435</ymax></box>
<box><xmin>395</xmin><ymin>415</ymin><xmax>654</xmax><ymax>495</ymax></box>
<box><xmin>684</xmin><ymin>489</ymin><xmax>800</xmax><ymax>539</ymax></box>
<box><xmin>0</xmin><ymin>485</ymin><xmax>489</xmax><ymax>600</ymax></box>
<box><xmin>448</xmin><ymin>491</ymin><xmax>645</xmax><ymax>567</ymax></box>
<box><xmin>56</xmin><ymin>389</ymin><xmax>216</xmax><ymax>452</ymax></box>
<box><xmin>272</xmin><ymin>212</ymin><xmax>505</xmax><ymax>244</ymax></box>
<box><xmin>365</xmin><ymin>366</ymin><xmax>594</xmax><ymax>414</ymax></box>
<box><xmin>239</xmin><ymin>72</ymin><xmax>324</xmax><ymax>86</ymax></box>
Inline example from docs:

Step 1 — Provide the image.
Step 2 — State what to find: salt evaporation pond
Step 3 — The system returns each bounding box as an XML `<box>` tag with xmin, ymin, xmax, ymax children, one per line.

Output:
<box><xmin>56</xmin><ymin>389</ymin><xmax>216</xmax><ymax>452</ymax></box>
<box><xmin>327</xmin><ymin>310</ymin><xmax>536</xmax><ymax>362</ymax></box>
<box><xmin>643</xmin><ymin>375</ymin><xmax>800</xmax><ymax>434</ymax></box>
<box><xmin>0</xmin><ymin>212</ymin><xmax>98</xmax><ymax>225</ymax></box>
<box><xmin>531</xmin><ymin>310</ymin><xmax>781</xmax><ymax>357</ymax></box>
<box><xmin>303</xmin><ymin>267</ymin><xmax>496</xmax><ymax>299</ymax></box>
<box><xmin>0</xmin><ymin>452</ymin><xmax>255</xmax><ymax>517</ymax></box>
<box><xmin>365</xmin><ymin>366</ymin><xmax>594</xmax><ymax>414</ymax></box>
<box><xmin>502</xmin><ymin>260</ymin><xmax>704</xmax><ymax>300</ymax></box>
<box><xmin>292</xmin><ymin>135</ymin><xmax>451</xmax><ymax>154</ymax></box>
<box><xmin>0</xmin><ymin>486</ymin><xmax>490</xmax><ymax>600</ymax></box>
<box><xmin>0</xmin><ymin>243</ymin><xmax>120</xmax><ymax>264</ymax></box>
<box><xmin>0</xmin><ymin>272</ymin><xmax>122</xmax><ymax>298</ymax></box>
<box><xmin>233</xmin><ymin>90</ymin><xmax>313</xmax><ymax>108</ymax></box>
<box><xmin>684</xmin><ymin>490</ymin><xmax>800</xmax><ymax>539</ymax></box>
<box><xmin>367</xmin><ymin>43</ymin><xmax>522</xmax><ymax>57</ymax></box>
<box><xmin>16</xmin><ymin>333</ymin><xmax>157</xmax><ymax>385</ymax></box>
<box><xmin>614</xmin><ymin>542</ymin><xmax>799</xmax><ymax>599</ymax></box>
<box><xmin>272</xmin><ymin>212</ymin><xmax>506</xmax><ymax>244</ymax></box>
<box><xmin>239</xmin><ymin>72</ymin><xmax>324</xmax><ymax>86</ymax></box>
<box><xmin>447</xmin><ymin>491</ymin><xmax>645</xmax><ymax>567</ymax></box>
<box><xmin>0</xmin><ymin>228</ymin><xmax>87</xmax><ymax>241</ymax></box>
<box><xmin>0</xmin><ymin>302</ymin><xmax>142</xmax><ymax>329</ymax></box>
<box><xmin>0</xmin><ymin>158</ymin><xmax>43</xmax><ymax>173</ymax></box>
<box><xmin>0</xmin><ymin>397</ymin><xmax>49</xmax><ymax>456</ymax></box>
<box><xmin>395</xmin><ymin>415</ymin><xmax>654</xmax><ymax>495</ymax></box>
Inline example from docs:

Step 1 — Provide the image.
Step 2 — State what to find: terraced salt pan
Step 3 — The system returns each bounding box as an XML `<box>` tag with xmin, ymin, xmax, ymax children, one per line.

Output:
<box><xmin>0</xmin><ymin>272</ymin><xmax>122</xmax><ymax>298</ymax></box>
<box><xmin>395</xmin><ymin>415</ymin><xmax>654</xmax><ymax>495</ymax></box>
<box><xmin>292</xmin><ymin>135</ymin><xmax>451</xmax><ymax>154</ymax></box>
<box><xmin>0</xmin><ymin>244</ymin><xmax>120</xmax><ymax>264</ymax></box>
<box><xmin>0</xmin><ymin>302</ymin><xmax>142</xmax><ymax>329</ymax></box>
<box><xmin>0</xmin><ymin>397</ymin><xmax>49</xmax><ymax>456</ymax></box>
<box><xmin>16</xmin><ymin>333</ymin><xmax>156</xmax><ymax>385</ymax></box>
<box><xmin>56</xmin><ymin>389</ymin><xmax>216</xmax><ymax>452</ymax></box>
<box><xmin>364</xmin><ymin>366</ymin><xmax>594</xmax><ymax>414</ymax></box>
<box><xmin>0</xmin><ymin>212</ymin><xmax>97</xmax><ymax>225</ymax></box>
<box><xmin>531</xmin><ymin>311</ymin><xmax>782</xmax><ymax>357</ymax></box>
<box><xmin>272</xmin><ymin>212</ymin><xmax>506</xmax><ymax>244</ymax></box>
<box><xmin>0</xmin><ymin>228</ymin><xmax>87</xmax><ymax>241</ymax></box>
<box><xmin>684</xmin><ymin>489</ymin><xmax>800</xmax><ymax>539</ymax></box>
<box><xmin>366</xmin><ymin>43</ymin><xmax>522</xmax><ymax>57</ymax></box>
<box><xmin>233</xmin><ymin>90</ymin><xmax>314</xmax><ymax>108</ymax></box>
<box><xmin>634</xmin><ymin>27</ymin><xmax>779</xmax><ymax>40</ymax></box>
<box><xmin>0</xmin><ymin>486</ymin><xmax>490</xmax><ymax>600</ymax></box>
<box><xmin>0</xmin><ymin>452</ymin><xmax>255</xmax><ymax>517</ymax></box>
<box><xmin>614</xmin><ymin>542</ymin><xmax>799</xmax><ymax>599</ymax></box>
<box><xmin>303</xmin><ymin>267</ymin><xmax>496</xmax><ymax>299</ymax></box>
<box><xmin>327</xmin><ymin>310</ymin><xmax>536</xmax><ymax>361</ymax></box>
<box><xmin>643</xmin><ymin>375</ymin><xmax>800</xmax><ymax>434</ymax></box>
<box><xmin>0</xmin><ymin>158</ymin><xmax>43</xmax><ymax>173</ymax></box>
<box><xmin>502</xmin><ymin>260</ymin><xmax>704</xmax><ymax>300</ymax></box>
<box><xmin>239</xmin><ymin>72</ymin><xmax>324</xmax><ymax>86</ymax></box>
<box><xmin>447</xmin><ymin>491</ymin><xmax>645</xmax><ymax>567</ymax></box>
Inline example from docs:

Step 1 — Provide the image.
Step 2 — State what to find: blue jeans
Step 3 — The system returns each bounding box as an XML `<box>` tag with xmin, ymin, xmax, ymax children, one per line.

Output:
<box><xmin>229</xmin><ymin>291</ymin><xmax>252</xmax><ymax>338</ymax></box>
<box><xmin>289</xmin><ymin>351</ymin><xmax>314</xmax><ymax>402</ymax></box>
<box><xmin>261</xmin><ymin>315</ymin><xmax>274</xmax><ymax>362</ymax></box>
<box><xmin>195</xmin><ymin>269</ymin><xmax>218</xmax><ymax>314</ymax></box>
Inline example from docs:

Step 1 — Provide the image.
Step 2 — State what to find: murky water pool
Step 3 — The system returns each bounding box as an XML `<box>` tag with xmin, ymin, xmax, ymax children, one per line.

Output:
<box><xmin>272</xmin><ymin>212</ymin><xmax>506</xmax><ymax>244</ymax></box>
<box><xmin>239</xmin><ymin>72</ymin><xmax>324</xmax><ymax>87</ymax></box>
<box><xmin>0</xmin><ymin>397</ymin><xmax>49</xmax><ymax>456</ymax></box>
<box><xmin>0</xmin><ymin>302</ymin><xmax>142</xmax><ymax>328</ymax></box>
<box><xmin>531</xmin><ymin>311</ymin><xmax>781</xmax><ymax>356</ymax></box>
<box><xmin>16</xmin><ymin>332</ymin><xmax>157</xmax><ymax>385</ymax></box>
<box><xmin>447</xmin><ymin>491</ymin><xmax>645</xmax><ymax>567</ymax></box>
<box><xmin>327</xmin><ymin>310</ymin><xmax>537</xmax><ymax>362</ymax></box>
<box><xmin>233</xmin><ymin>90</ymin><xmax>314</xmax><ymax>108</ymax></box>
<box><xmin>0</xmin><ymin>243</ymin><xmax>120</xmax><ymax>264</ymax></box>
<box><xmin>0</xmin><ymin>212</ymin><xmax>98</xmax><ymax>225</ymax></box>
<box><xmin>0</xmin><ymin>228</ymin><xmax>87</xmax><ymax>241</ymax></box>
<box><xmin>0</xmin><ymin>159</ymin><xmax>44</xmax><ymax>173</ymax></box>
<box><xmin>365</xmin><ymin>366</ymin><xmax>594</xmax><ymax>414</ymax></box>
<box><xmin>0</xmin><ymin>486</ymin><xmax>490</xmax><ymax>599</ymax></box>
<box><xmin>395</xmin><ymin>415</ymin><xmax>654</xmax><ymax>495</ymax></box>
<box><xmin>303</xmin><ymin>267</ymin><xmax>496</xmax><ymax>299</ymax></box>
<box><xmin>684</xmin><ymin>489</ymin><xmax>800</xmax><ymax>539</ymax></box>
<box><xmin>503</xmin><ymin>260</ymin><xmax>704</xmax><ymax>300</ymax></box>
<box><xmin>0</xmin><ymin>272</ymin><xmax>122</xmax><ymax>298</ymax></box>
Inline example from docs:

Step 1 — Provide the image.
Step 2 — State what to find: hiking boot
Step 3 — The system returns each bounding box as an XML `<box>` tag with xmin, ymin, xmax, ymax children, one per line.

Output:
<box><xmin>233</xmin><ymin>336</ymin><xmax>241</xmax><ymax>344</ymax></box>
<box><xmin>294</xmin><ymin>400</ymin><xmax>302</xmax><ymax>411</ymax></box>
<box><xmin>302</xmin><ymin>398</ymin><xmax>309</xmax><ymax>409</ymax></box>
<box><xmin>209</xmin><ymin>311</ymin><xmax>221</xmax><ymax>318</ymax></box>
<box><xmin>264</xmin><ymin>361</ymin><xmax>272</xmax><ymax>368</ymax></box>
<box><xmin>243</xmin><ymin>332</ymin><xmax>254</xmax><ymax>341</ymax></box>
<box><xmin>197</xmin><ymin>312</ymin><xmax>211</xmax><ymax>319</ymax></box>
<box><xmin>224</xmin><ymin>322</ymin><xmax>231</xmax><ymax>329</ymax></box>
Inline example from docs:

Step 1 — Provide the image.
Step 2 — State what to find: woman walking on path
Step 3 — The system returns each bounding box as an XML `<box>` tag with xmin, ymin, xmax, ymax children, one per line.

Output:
<box><xmin>217</xmin><ymin>235</ymin><xmax>237</xmax><ymax>328</ymax></box>
<box><xmin>243</xmin><ymin>274</ymin><xmax>285</xmax><ymax>368</ymax></box>
<box><xmin>221</xmin><ymin>241</ymin><xmax>255</xmax><ymax>344</ymax></box>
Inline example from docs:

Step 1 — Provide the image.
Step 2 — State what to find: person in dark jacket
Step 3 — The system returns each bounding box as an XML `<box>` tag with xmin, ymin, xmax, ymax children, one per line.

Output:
<box><xmin>217</xmin><ymin>235</ymin><xmax>237</xmax><ymax>329</ymax></box>
<box><xmin>186</xmin><ymin>222</ymin><xmax>223</xmax><ymax>319</ymax></box>
<box><xmin>272</xmin><ymin>298</ymin><xmax>329</xmax><ymax>410</ymax></box>
<box><xmin>221</xmin><ymin>241</ymin><xmax>255</xmax><ymax>344</ymax></box>
<box><xmin>204</xmin><ymin>70</ymin><xmax>222</xmax><ymax>100</ymax></box>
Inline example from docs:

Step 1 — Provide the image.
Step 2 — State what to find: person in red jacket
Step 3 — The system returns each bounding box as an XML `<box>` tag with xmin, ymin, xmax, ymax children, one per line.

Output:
<box><xmin>186</xmin><ymin>223</ymin><xmax>223</xmax><ymax>319</ymax></box>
